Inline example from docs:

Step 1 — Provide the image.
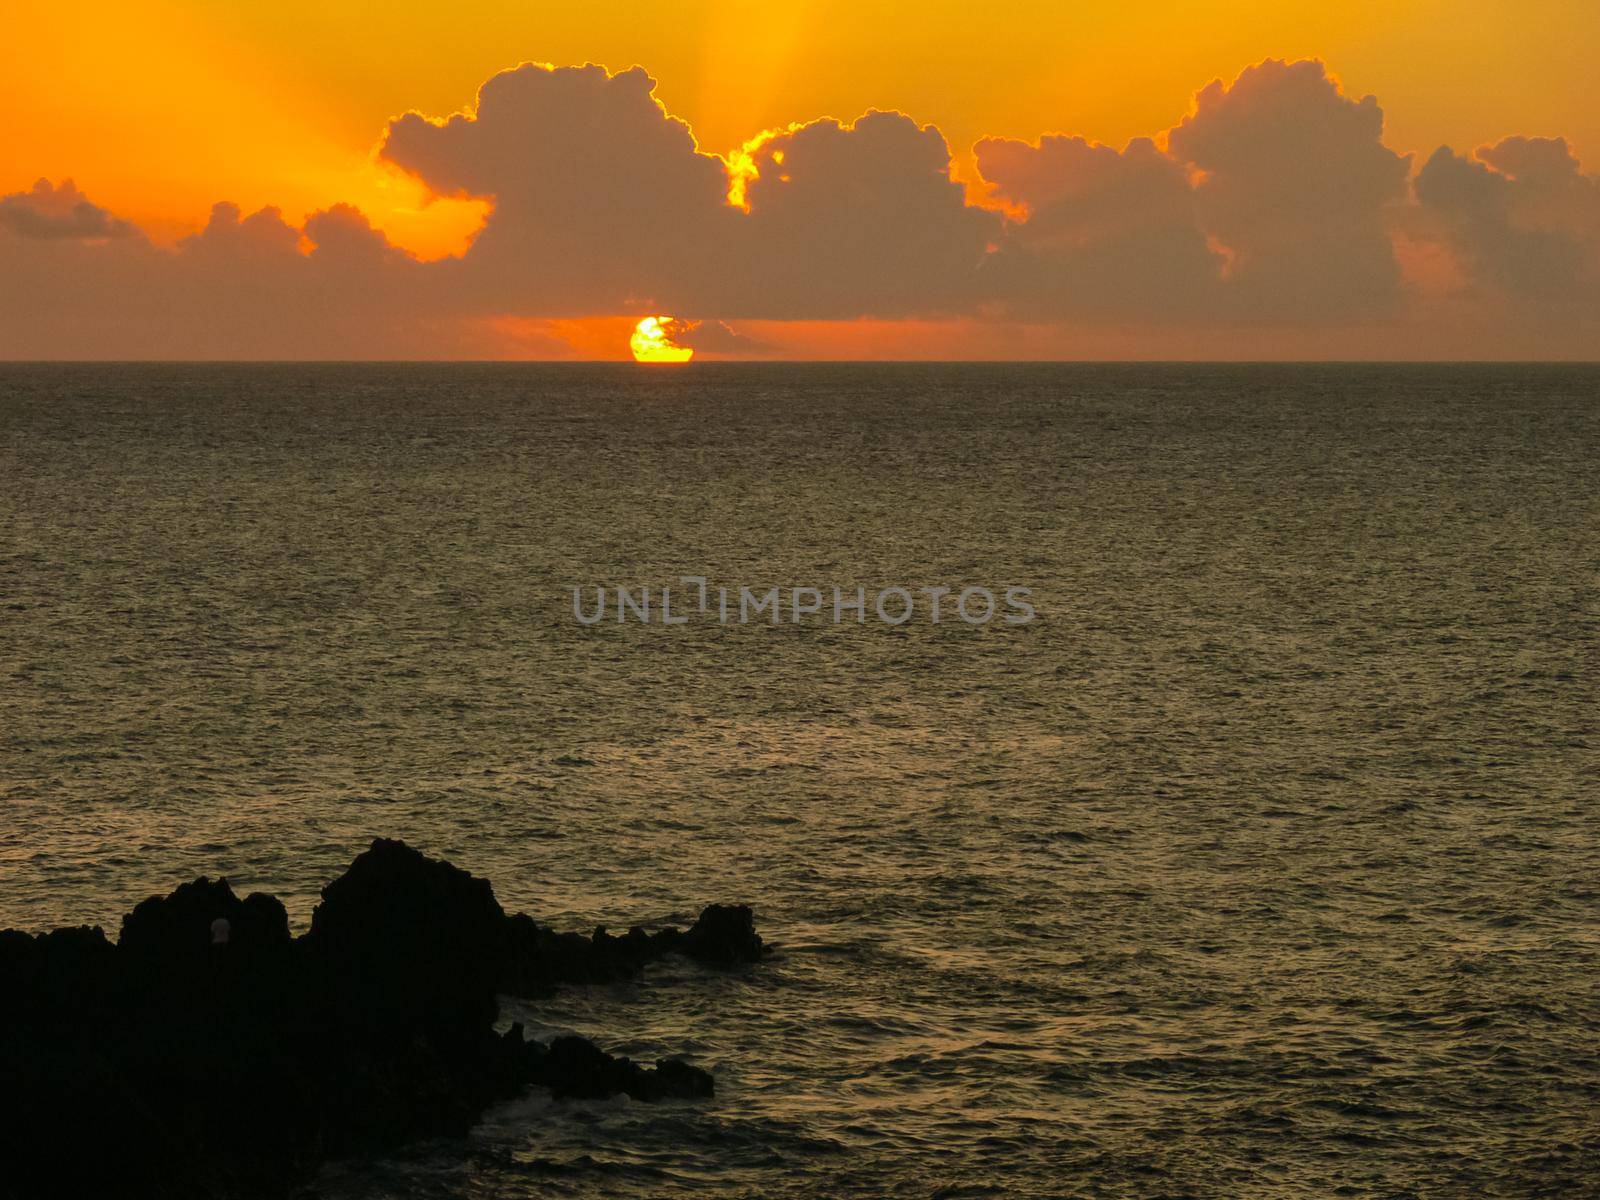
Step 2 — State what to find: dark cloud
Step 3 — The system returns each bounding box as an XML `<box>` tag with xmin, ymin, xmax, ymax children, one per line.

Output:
<box><xmin>380</xmin><ymin>63</ymin><xmax>735</xmax><ymax>312</ymax></box>
<box><xmin>731</xmin><ymin>111</ymin><xmax>999</xmax><ymax>317</ymax></box>
<box><xmin>971</xmin><ymin>60</ymin><xmax>1414</xmax><ymax>323</ymax></box>
<box><xmin>661</xmin><ymin>318</ymin><xmax>770</xmax><ymax>353</ymax></box>
<box><xmin>1415</xmin><ymin>137</ymin><xmax>1599</xmax><ymax>303</ymax></box>
<box><xmin>380</xmin><ymin>70</ymin><xmax>994</xmax><ymax>318</ymax></box>
<box><xmin>1166</xmin><ymin>59</ymin><xmax>1411</xmax><ymax>320</ymax></box>
<box><xmin>4</xmin><ymin>57</ymin><xmax>1598</xmax><ymax>357</ymax></box>
<box><xmin>975</xmin><ymin>134</ymin><xmax>1219</xmax><ymax>316</ymax></box>
<box><xmin>0</xmin><ymin>195</ymin><xmax>457</xmax><ymax>358</ymax></box>
<box><xmin>0</xmin><ymin>178</ymin><xmax>138</xmax><ymax>240</ymax></box>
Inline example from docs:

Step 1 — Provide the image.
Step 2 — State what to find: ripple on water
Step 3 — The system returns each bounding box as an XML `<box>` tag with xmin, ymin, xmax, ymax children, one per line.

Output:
<box><xmin>1</xmin><ymin>363</ymin><xmax>1597</xmax><ymax>1198</ymax></box>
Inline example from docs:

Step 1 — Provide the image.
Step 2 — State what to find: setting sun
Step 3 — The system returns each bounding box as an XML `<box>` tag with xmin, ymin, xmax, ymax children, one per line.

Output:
<box><xmin>630</xmin><ymin>316</ymin><xmax>694</xmax><ymax>363</ymax></box>
<box><xmin>3</xmin><ymin>6</ymin><xmax>1597</xmax><ymax>1199</ymax></box>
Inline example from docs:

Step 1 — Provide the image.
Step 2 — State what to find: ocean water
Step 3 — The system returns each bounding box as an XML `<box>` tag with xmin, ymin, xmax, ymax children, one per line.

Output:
<box><xmin>1</xmin><ymin>362</ymin><xmax>1597</xmax><ymax>1198</ymax></box>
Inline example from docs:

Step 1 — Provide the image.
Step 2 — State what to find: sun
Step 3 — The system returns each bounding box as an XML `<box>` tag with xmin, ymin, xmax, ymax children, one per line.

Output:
<box><xmin>630</xmin><ymin>316</ymin><xmax>694</xmax><ymax>363</ymax></box>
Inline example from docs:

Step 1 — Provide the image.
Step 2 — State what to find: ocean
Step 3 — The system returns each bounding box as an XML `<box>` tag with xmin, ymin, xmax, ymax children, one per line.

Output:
<box><xmin>2</xmin><ymin>362</ymin><xmax>1596</xmax><ymax>1197</ymax></box>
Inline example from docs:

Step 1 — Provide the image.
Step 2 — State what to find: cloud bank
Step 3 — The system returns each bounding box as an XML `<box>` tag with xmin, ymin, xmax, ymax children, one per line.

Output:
<box><xmin>0</xmin><ymin>179</ymin><xmax>138</xmax><ymax>241</ymax></box>
<box><xmin>3</xmin><ymin>58</ymin><xmax>1597</xmax><ymax>357</ymax></box>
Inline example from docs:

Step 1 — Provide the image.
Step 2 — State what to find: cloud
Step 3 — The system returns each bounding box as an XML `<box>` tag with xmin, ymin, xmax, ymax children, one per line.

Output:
<box><xmin>975</xmin><ymin>134</ymin><xmax>1219</xmax><ymax>316</ymax></box>
<box><xmin>660</xmin><ymin>318</ymin><xmax>770</xmax><ymax>353</ymax></box>
<box><xmin>380</xmin><ymin>63</ymin><xmax>736</xmax><ymax>312</ymax></box>
<box><xmin>0</xmin><ymin>178</ymin><xmax>138</xmax><ymax>240</ymax></box>
<box><xmin>730</xmin><ymin>111</ymin><xmax>1000</xmax><ymax>317</ymax></box>
<box><xmin>0</xmin><ymin>193</ymin><xmax>471</xmax><ymax>359</ymax></box>
<box><xmin>1415</xmin><ymin>136</ymin><xmax>1600</xmax><ymax>304</ymax></box>
<box><xmin>3</xmin><ymin>56</ymin><xmax>1598</xmax><ymax>358</ymax></box>
<box><xmin>379</xmin><ymin>67</ymin><xmax>995</xmax><ymax>319</ymax></box>
<box><xmin>1165</xmin><ymin>59</ymin><xmax>1412</xmax><ymax>320</ymax></box>
<box><xmin>969</xmin><ymin>60</ymin><xmax>1415</xmax><ymax>324</ymax></box>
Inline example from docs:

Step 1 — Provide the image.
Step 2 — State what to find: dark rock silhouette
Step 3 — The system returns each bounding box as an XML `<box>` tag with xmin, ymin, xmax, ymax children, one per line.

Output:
<box><xmin>305</xmin><ymin>837</ymin><xmax>508</xmax><ymax>1043</ymax></box>
<box><xmin>121</xmin><ymin>877</ymin><xmax>292</xmax><ymax>964</ymax></box>
<box><xmin>0</xmin><ymin>838</ymin><xmax>766</xmax><ymax>1199</ymax></box>
<box><xmin>500</xmin><ymin>900</ymin><xmax>766</xmax><ymax>991</ymax></box>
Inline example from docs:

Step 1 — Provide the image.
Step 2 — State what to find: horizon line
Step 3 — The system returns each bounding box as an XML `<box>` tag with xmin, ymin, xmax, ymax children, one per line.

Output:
<box><xmin>5</xmin><ymin>359</ymin><xmax>1600</xmax><ymax>367</ymax></box>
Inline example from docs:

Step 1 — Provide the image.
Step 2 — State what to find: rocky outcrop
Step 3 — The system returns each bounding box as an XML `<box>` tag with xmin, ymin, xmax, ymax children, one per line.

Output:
<box><xmin>0</xmin><ymin>839</ymin><xmax>766</xmax><ymax>1199</ymax></box>
<box><xmin>120</xmin><ymin>876</ymin><xmax>292</xmax><ymax>962</ymax></box>
<box><xmin>500</xmin><ymin>900</ymin><xmax>765</xmax><ymax>991</ymax></box>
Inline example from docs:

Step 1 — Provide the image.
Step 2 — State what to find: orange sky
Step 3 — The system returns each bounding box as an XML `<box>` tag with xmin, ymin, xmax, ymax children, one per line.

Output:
<box><xmin>7</xmin><ymin>0</ymin><xmax>1598</xmax><ymax>258</ymax></box>
<box><xmin>4</xmin><ymin>3</ymin><xmax>1599</xmax><ymax>360</ymax></box>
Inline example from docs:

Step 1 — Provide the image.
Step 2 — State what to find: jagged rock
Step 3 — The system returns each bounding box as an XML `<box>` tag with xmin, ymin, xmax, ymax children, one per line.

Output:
<box><xmin>0</xmin><ymin>925</ymin><xmax>119</xmax><ymax>1029</ymax></box>
<box><xmin>120</xmin><ymin>876</ymin><xmax>290</xmax><ymax>964</ymax></box>
<box><xmin>500</xmin><ymin>1024</ymin><xmax>715</xmax><ymax>1101</ymax></box>
<box><xmin>0</xmin><ymin>838</ymin><xmax>763</xmax><ymax>1200</ymax></box>
<box><xmin>681</xmin><ymin>903</ymin><xmax>765</xmax><ymax>965</ymax></box>
<box><xmin>531</xmin><ymin>1034</ymin><xmax>716</xmax><ymax>1101</ymax></box>
<box><xmin>499</xmin><ymin>902</ymin><xmax>768</xmax><ymax>994</ymax></box>
<box><xmin>304</xmin><ymin>838</ymin><xmax>507</xmax><ymax>1041</ymax></box>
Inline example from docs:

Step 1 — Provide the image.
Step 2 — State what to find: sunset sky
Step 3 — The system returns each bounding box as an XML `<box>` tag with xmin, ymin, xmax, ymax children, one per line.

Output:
<box><xmin>4</xmin><ymin>1</ymin><xmax>1598</xmax><ymax>358</ymax></box>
